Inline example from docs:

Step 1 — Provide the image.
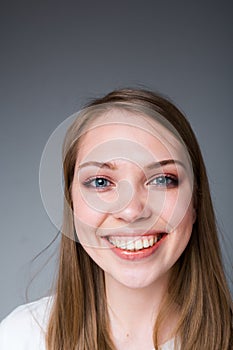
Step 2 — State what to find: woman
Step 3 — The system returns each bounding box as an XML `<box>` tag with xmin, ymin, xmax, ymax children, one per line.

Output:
<box><xmin>0</xmin><ymin>88</ymin><xmax>232</xmax><ymax>350</ymax></box>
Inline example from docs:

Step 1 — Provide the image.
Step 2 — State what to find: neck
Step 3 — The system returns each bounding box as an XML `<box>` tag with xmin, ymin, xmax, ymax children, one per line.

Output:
<box><xmin>105</xmin><ymin>272</ymin><xmax>172</xmax><ymax>348</ymax></box>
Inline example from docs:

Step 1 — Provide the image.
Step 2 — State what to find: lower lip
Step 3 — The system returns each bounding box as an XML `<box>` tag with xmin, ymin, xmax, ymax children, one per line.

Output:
<box><xmin>107</xmin><ymin>235</ymin><xmax>167</xmax><ymax>261</ymax></box>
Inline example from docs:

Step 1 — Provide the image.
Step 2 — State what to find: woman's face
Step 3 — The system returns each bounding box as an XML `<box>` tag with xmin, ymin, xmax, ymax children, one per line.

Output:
<box><xmin>71</xmin><ymin>109</ymin><xmax>195</xmax><ymax>289</ymax></box>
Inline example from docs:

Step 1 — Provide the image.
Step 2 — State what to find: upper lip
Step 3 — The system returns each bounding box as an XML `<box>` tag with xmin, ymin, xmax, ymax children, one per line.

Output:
<box><xmin>99</xmin><ymin>229</ymin><xmax>168</xmax><ymax>238</ymax></box>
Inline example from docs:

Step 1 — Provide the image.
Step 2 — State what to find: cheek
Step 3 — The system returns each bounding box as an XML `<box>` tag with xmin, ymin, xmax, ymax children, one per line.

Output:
<box><xmin>72</xmin><ymin>186</ymin><xmax>108</xmax><ymax>234</ymax></box>
<box><xmin>171</xmin><ymin>202</ymin><xmax>194</xmax><ymax>248</ymax></box>
<box><xmin>160</xmin><ymin>204</ymin><xmax>194</xmax><ymax>272</ymax></box>
<box><xmin>158</xmin><ymin>188</ymin><xmax>193</xmax><ymax>231</ymax></box>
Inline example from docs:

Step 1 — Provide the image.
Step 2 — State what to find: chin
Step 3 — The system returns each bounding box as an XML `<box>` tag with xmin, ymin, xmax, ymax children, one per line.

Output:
<box><xmin>108</xmin><ymin>267</ymin><xmax>169</xmax><ymax>290</ymax></box>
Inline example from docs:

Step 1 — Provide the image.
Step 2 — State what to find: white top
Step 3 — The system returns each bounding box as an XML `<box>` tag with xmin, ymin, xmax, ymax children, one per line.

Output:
<box><xmin>0</xmin><ymin>297</ymin><xmax>175</xmax><ymax>349</ymax></box>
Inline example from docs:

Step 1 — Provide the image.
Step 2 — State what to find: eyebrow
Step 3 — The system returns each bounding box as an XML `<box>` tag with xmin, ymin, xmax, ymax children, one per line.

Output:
<box><xmin>145</xmin><ymin>159</ymin><xmax>185</xmax><ymax>170</ymax></box>
<box><xmin>78</xmin><ymin>161</ymin><xmax>116</xmax><ymax>170</ymax></box>
<box><xmin>77</xmin><ymin>159</ymin><xmax>185</xmax><ymax>171</ymax></box>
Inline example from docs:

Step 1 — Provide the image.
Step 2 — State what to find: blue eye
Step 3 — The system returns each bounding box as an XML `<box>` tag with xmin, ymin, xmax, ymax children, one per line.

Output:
<box><xmin>94</xmin><ymin>178</ymin><xmax>110</xmax><ymax>188</ymax></box>
<box><xmin>83</xmin><ymin>177</ymin><xmax>112</xmax><ymax>189</ymax></box>
<box><xmin>149</xmin><ymin>175</ymin><xmax>178</xmax><ymax>188</ymax></box>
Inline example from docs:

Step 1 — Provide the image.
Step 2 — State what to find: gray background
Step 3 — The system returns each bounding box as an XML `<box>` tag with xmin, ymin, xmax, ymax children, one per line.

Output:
<box><xmin>0</xmin><ymin>1</ymin><xmax>232</xmax><ymax>320</ymax></box>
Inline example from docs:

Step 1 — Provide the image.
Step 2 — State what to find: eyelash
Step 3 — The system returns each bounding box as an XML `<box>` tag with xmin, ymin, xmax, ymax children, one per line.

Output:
<box><xmin>147</xmin><ymin>174</ymin><xmax>178</xmax><ymax>188</ymax></box>
<box><xmin>83</xmin><ymin>176</ymin><xmax>114</xmax><ymax>191</ymax></box>
<box><xmin>82</xmin><ymin>174</ymin><xmax>178</xmax><ymax>190</ymax></box>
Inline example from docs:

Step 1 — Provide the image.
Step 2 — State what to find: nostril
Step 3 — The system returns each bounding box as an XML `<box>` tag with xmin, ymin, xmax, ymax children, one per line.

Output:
<box><xmin>113</xmin><ymin>198</ymin><xmax>152</xmax><ymax>223</ymax></box>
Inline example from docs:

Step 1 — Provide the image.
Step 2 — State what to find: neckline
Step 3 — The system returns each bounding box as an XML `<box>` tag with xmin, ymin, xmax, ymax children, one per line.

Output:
<box><xmin>152</xmin><ymin>337</ymin><xmax>175</xmax><ymax>349</ymax></box>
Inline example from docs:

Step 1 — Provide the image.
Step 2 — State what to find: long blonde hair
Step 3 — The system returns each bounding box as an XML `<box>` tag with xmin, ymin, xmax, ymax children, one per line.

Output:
<box><xmin>46</xmin><ymin>89</ymin><xmax>233</xmax><ymax>350</ymax></box>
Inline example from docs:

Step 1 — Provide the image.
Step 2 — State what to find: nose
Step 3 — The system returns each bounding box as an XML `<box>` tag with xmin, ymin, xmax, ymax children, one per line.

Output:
<box><xmin>113</xmin><ymin>187</ymin><xmax>152</xmax><ymax>223</ymax></box>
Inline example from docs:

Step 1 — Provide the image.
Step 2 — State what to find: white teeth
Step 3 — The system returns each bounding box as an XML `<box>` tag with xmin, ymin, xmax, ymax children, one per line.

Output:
<box><xmin>135</xmin><ymin>239</ymin><xmax>143</xmax><ymax>250</ymax></box>
<box><xmin>149</xmin><ymin>238</ymin><xmax>154</xmax><ymax>246</ymax></box>
<box><xmin>108</xmin><ymin>234</ymin><xmax>165</xmax><ymax>251</ymax></box>
<box><xmin>119</xmin><ymin>240</ymin><xmax>126</xmax><ymax>249</ymax></box>
<box><xmin>142</xmin><ymin>238</ymin><xmax>149</xmax><ymax>248</ymax></box>
<box><xmin>116</xmin><ymin>239</ymin><xmax>121</xmax><ymax>248</ymax></box>
<box><xmin>127</xmin><ymin>241</ymin><xmax>135</xmax><ymax>251</ymax></box>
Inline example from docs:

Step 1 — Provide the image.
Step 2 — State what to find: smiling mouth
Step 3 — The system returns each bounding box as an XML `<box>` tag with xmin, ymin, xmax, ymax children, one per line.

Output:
<box><xmin>106</xmin><ymin>233</ymin><xmax>167</xmax><ymax>252</ymax></box>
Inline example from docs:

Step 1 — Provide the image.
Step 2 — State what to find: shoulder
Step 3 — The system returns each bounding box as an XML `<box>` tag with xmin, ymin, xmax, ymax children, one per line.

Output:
<box><xmin>0</xmin><ymin>296</ymin><xmax>54</xmax><ymax>350</ymax></box>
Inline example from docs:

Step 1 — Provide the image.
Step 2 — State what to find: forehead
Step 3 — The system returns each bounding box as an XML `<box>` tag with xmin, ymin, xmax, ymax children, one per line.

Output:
<box><xmin>76</xmin><ymin>109</ymin><xmax>189</xmax><ymax>167</ymax></box>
